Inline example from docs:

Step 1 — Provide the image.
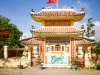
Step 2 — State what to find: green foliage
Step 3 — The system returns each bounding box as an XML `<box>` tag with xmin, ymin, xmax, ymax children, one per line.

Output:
<box><xmin>86</xmin><ymin>18</ymin><xmax>95</xmax><ymax>38</ymax></box>
<box><xmin>0</xmin><ymin>15</ymin><xmax>23</xmax><ymax>48</ymax></box>
<box><xmin>35</xmin><ymin>54</ymin><xmax>43</xmax><ymax>65</ymax></box>
<box><xmin>91</xmin><ymin>42</ymin><xmax>100</xmax><ymax>66</ymax></box>
<box><xmin>0</xmin><ymin>51</ymin><xmax>4</xmax><ymax>58</ymax></box>
<box><xmin>14</xmin><ymin>53</ymin><xmax>24</xmax><ymax>61</ymax></box>
<box><xmin>71</xmin><ymin>57</ymin><xmax>77</xmax><ymax>65</ymax></box>
<box><xmin>92</xmin><ymin>42</ymin><xmax>100</xmax><ymax>54</ymax></box>
<box><xmin>14</xmin><ymin>52</ymin><xmax>24</xmax><ymax>66</ymax></box>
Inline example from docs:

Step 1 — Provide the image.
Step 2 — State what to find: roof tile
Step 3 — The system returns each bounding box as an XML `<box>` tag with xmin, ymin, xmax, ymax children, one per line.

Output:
<box><xmin>24</xmin><ymin>38</ymin><xmax>41</xmax><ymax>45</ymax></box>
<box><xmin>33</xmin><ymin>26</ymin><xmax>82</xmax><ymax>34</ymax></box>
<box><xmin>75</xmin><ymin>39</ymin><xmax>93</xmax><ymax>45</ymax></box>
<box><xmin>36</xmin><ymin>11</ymin><xmax>84</xmax><ymax>16</ymax></box>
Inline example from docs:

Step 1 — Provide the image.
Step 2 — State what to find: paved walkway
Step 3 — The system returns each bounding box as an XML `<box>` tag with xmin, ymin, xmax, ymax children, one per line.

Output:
<box><xmin>0</xmin><ymin>67</ymin><xmax>100</xmax><ymax>75</ymax></box>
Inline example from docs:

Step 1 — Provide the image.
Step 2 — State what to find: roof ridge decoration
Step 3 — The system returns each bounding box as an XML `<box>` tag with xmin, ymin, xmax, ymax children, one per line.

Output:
<box><xmin>30</xmin><ymin>8</ymin><xmax>85</xmax><ymax>22</ymax></box>
<box><xmin>31</xmin><ymin>9</ymin><xmax>84</xmax><ymax>16</ymax></box>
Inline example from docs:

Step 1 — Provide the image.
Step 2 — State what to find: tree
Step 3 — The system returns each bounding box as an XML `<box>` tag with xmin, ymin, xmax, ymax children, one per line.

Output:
<box><xmin>92</xmin><ymin>42</ymin><xmax>100</xmax><ymax>58</ymax></box>
<box><xmin>14</xmin><ymin>52</ymin><xmax>24</xmax><ymax>69</ymax></box>
<box><xmin>91</xmin><ymin>41</ymin><xmax>100</xmax><ymax>67</ymax></box>
<box><xmin>86</xmin><ymin>18</ymin><xmax>95</xmax><ymax>38</ymax></box>
<box><xmin>0</xmin><ymin>28</ymin><xmax>10</xmax><ymax>39</ymax></box>
<box><xmin>0</xmin><ymin>15</ymin><xmax>23</xmax><ymax>48</ymax></box>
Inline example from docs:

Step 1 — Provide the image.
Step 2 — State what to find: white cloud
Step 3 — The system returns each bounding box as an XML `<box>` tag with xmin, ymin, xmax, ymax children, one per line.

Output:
<box><xmin>74</xmin><ymin>0</ymin><xmax>100</xmax><ymax>42</ymax></box>
<box><xmin>93</xmin><ymin>21</ymin><xmax>100</xmax><ymax>42</ymax></box>
<box><xmin>21</xmin><ymin>32</ymin><xmax>32</xmax><ymax>39</ymax></box>
<box><xmin>74</xmin><ymin>22</ymin><xmax>86</xmax><ymax>29</ymax></box>
<box><xmin>75</xmin><ymin>21</ymin><xmax>100</xmax><ymax>42</ymax></box>
<box><xmin>73</xmin><ymin>0</ymin><xmax>92</xmax><ymax>22</ymax></box>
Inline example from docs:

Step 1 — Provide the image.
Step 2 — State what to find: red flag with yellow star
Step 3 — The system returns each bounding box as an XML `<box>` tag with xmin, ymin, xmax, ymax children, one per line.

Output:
<box><xmin>47</xmin><ymin>0</ymin><xmax>58</xmax><ymax>4</ymax></box>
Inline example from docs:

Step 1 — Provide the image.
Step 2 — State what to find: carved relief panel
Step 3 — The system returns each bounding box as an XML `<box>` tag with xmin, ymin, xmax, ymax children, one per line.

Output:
<box><xmin>45</xmin><ymin>20</ymin><xmax>71</xmax><ymax>26</ymax></box>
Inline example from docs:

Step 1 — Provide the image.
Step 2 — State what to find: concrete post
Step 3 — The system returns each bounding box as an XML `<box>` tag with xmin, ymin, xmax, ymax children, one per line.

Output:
<box><xmin>27</xmin><ymin>47</ymin><xmax>32</xmax><ymax>67</ymax></box>
<box><xmin>85</xmin><ymin>46</ymin><xmax>92</xmax><ymax>67</ymax></box>
<box><xmin>3</xmin><ymin>45</ymin><xmax>8</xmax><ymax>59</ymax></box>
<box><xmin>28</xmin><ymin>49</ymin><xmax>31</xmax><ymax>61</ymax></box>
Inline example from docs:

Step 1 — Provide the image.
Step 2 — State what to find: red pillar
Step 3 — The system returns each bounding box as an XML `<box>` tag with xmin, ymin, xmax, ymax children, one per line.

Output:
<box><xmin>70</xmin><ymin>38</ymin><xmax>74</xmax><ymax>59</ymax></box>
<box><xmin>40</xmin><ymin>40</ymin><xmax>44</xmax><ymax>61</ymax></box>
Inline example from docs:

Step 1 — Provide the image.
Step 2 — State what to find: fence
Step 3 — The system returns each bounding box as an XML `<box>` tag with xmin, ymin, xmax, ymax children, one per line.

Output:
<box><xmin>0</xmin><ymin>48</ymin><xmax>24</xmax><ymax>58</ymax></box>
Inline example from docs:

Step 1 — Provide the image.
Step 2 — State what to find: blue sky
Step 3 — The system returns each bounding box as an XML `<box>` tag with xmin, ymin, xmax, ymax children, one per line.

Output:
<box><xmin>0</xmin><ymin>0</ymin><xmax>100</xmax><ymax>41</ymax></box>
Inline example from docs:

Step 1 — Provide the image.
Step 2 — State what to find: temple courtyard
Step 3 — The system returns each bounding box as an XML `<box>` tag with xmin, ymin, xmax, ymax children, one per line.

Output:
<box><xmin>0</xmin><ymin>67</ymin><xmax>100</xmax><ymax>75</ymax></box>
<box><xmin>0</xmin><ymin>57</ymin><xmax>100</xmax><ymax>75</ymax></box>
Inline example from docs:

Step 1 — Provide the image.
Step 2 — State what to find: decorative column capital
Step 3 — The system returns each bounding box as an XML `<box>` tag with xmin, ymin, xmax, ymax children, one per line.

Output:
<box><xmin>3</xmin><ymin>45</ymin><xmax>8</xmax><ymax>48</ymax></box>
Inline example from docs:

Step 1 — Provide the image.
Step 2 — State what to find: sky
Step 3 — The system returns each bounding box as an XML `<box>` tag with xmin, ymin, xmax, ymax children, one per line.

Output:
<box><xmin>0</xmin><ymin>0</ymin><xmax>100</xmax><ymax>41</ymax></box>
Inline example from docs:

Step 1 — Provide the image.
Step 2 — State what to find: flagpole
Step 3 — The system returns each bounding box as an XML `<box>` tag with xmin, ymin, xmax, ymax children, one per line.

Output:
<box><xmin>56</xmin><ymin>0</ymin><xmax>58</xmax><ymax>9</ymax></box>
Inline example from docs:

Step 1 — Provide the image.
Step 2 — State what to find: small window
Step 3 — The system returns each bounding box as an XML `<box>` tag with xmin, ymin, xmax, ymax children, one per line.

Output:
<box><xmin>55</xmin><ymin>44</ymin><xmax>60</xmax><ymax>51</ymax></box>
<box><xmin>34</xmin><ymin>46</ymin><xmax>37</xmax><ymax>54</ymax></box>
<box><xmin>52</xmin><ymin>46</ymin><xmax>54</xmax><ymax>51</ymax></box>
<box><xmin>65</xmin><ymin>46</ymin><xmax>69</xmax><ymax>53</ymax></box>
<box><xmin>62</xmin><ymin>46</ymin><xmax>64</xmax><ymax>51</ymax></box>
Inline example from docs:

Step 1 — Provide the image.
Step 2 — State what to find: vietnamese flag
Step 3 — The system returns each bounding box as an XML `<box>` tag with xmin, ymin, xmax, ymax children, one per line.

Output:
<box><xmin>47</xmin><ymin>0</ymin><xmax>58</xmax><ymax>4</ymax></box>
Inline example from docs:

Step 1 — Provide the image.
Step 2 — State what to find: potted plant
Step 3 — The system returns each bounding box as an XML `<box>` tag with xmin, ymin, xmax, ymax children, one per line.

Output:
<box><xmin>35</xmin><ymin>54</ymin><xmax>43</xmax><ymax>70</ymax></box>
<box><xmin>96</xmin><ymin>60</ymin><xmax>100</xmax><ymax>70</ymax></box>
<box><xmin>14</xmin><ymin>52</ymin><xmax>24</xmax><ymax>69</ymax></box>
<box><xmin>71</xmin><ymin>57</ymin><xmax>77</xmax><ymax>71</ymax></box>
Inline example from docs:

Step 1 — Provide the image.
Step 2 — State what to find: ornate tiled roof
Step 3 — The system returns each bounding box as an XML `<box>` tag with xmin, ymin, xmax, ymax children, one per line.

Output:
<box><xmin>23</xmin><ymin>37</ymin><xmax>93</xmax><ymax>45</ymax></box>
<box><xmin>31</xmin><ymin>9</ymin><xmax>84</xmax><ymax>17</ymax></box>
<box><xmin>75</xmin><ymin>39</ymin><xmax>93</xmax><ymax>45</ymax></box>
<box><xmin>31</xmin><ymin>26</ymin><xmax>83</xmax><ymax>35</ymax></box>
<box><xmin>24</xmin><ymin>38</ymin><xmax>41</xmax><ymax>45</ymax></box>
<box><xmin>31</xmin><ymin>9</ymin><xmax>85</xmax><ymax>22</ymax></box>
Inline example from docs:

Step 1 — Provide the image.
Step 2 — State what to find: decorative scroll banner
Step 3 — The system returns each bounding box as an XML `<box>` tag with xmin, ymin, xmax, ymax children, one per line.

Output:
<box><xmin>45</xmin><ymin>20</ymin><xmax>71</xmax><ymax>26</ymax></box>
<box><xmin>41</xmin><ymin>40</ymin><xmax>44</xmax><ymax>61</ymax></box>
<box><xmin>71</xmin><ymin>38</ymin><xmax>74</xmax><ymax>58</ymax></box>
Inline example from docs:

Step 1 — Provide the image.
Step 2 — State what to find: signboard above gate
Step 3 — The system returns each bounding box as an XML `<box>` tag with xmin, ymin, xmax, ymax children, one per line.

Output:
<box><xmin>51</xmin><ymin>51</ymin><xmax>64</xmax><ymax>54</ymax></box>
<box><xmin>45</xmin><ymin>20</ymin><xmax>71</xmax><ymax>26</ymax></box>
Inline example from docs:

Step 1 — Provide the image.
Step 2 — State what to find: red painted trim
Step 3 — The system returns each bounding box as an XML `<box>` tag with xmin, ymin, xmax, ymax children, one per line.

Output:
<box><xmin>71</xmin><ymin>38</ymin><xmax>74</xmax><ymax>58</ymax></box>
